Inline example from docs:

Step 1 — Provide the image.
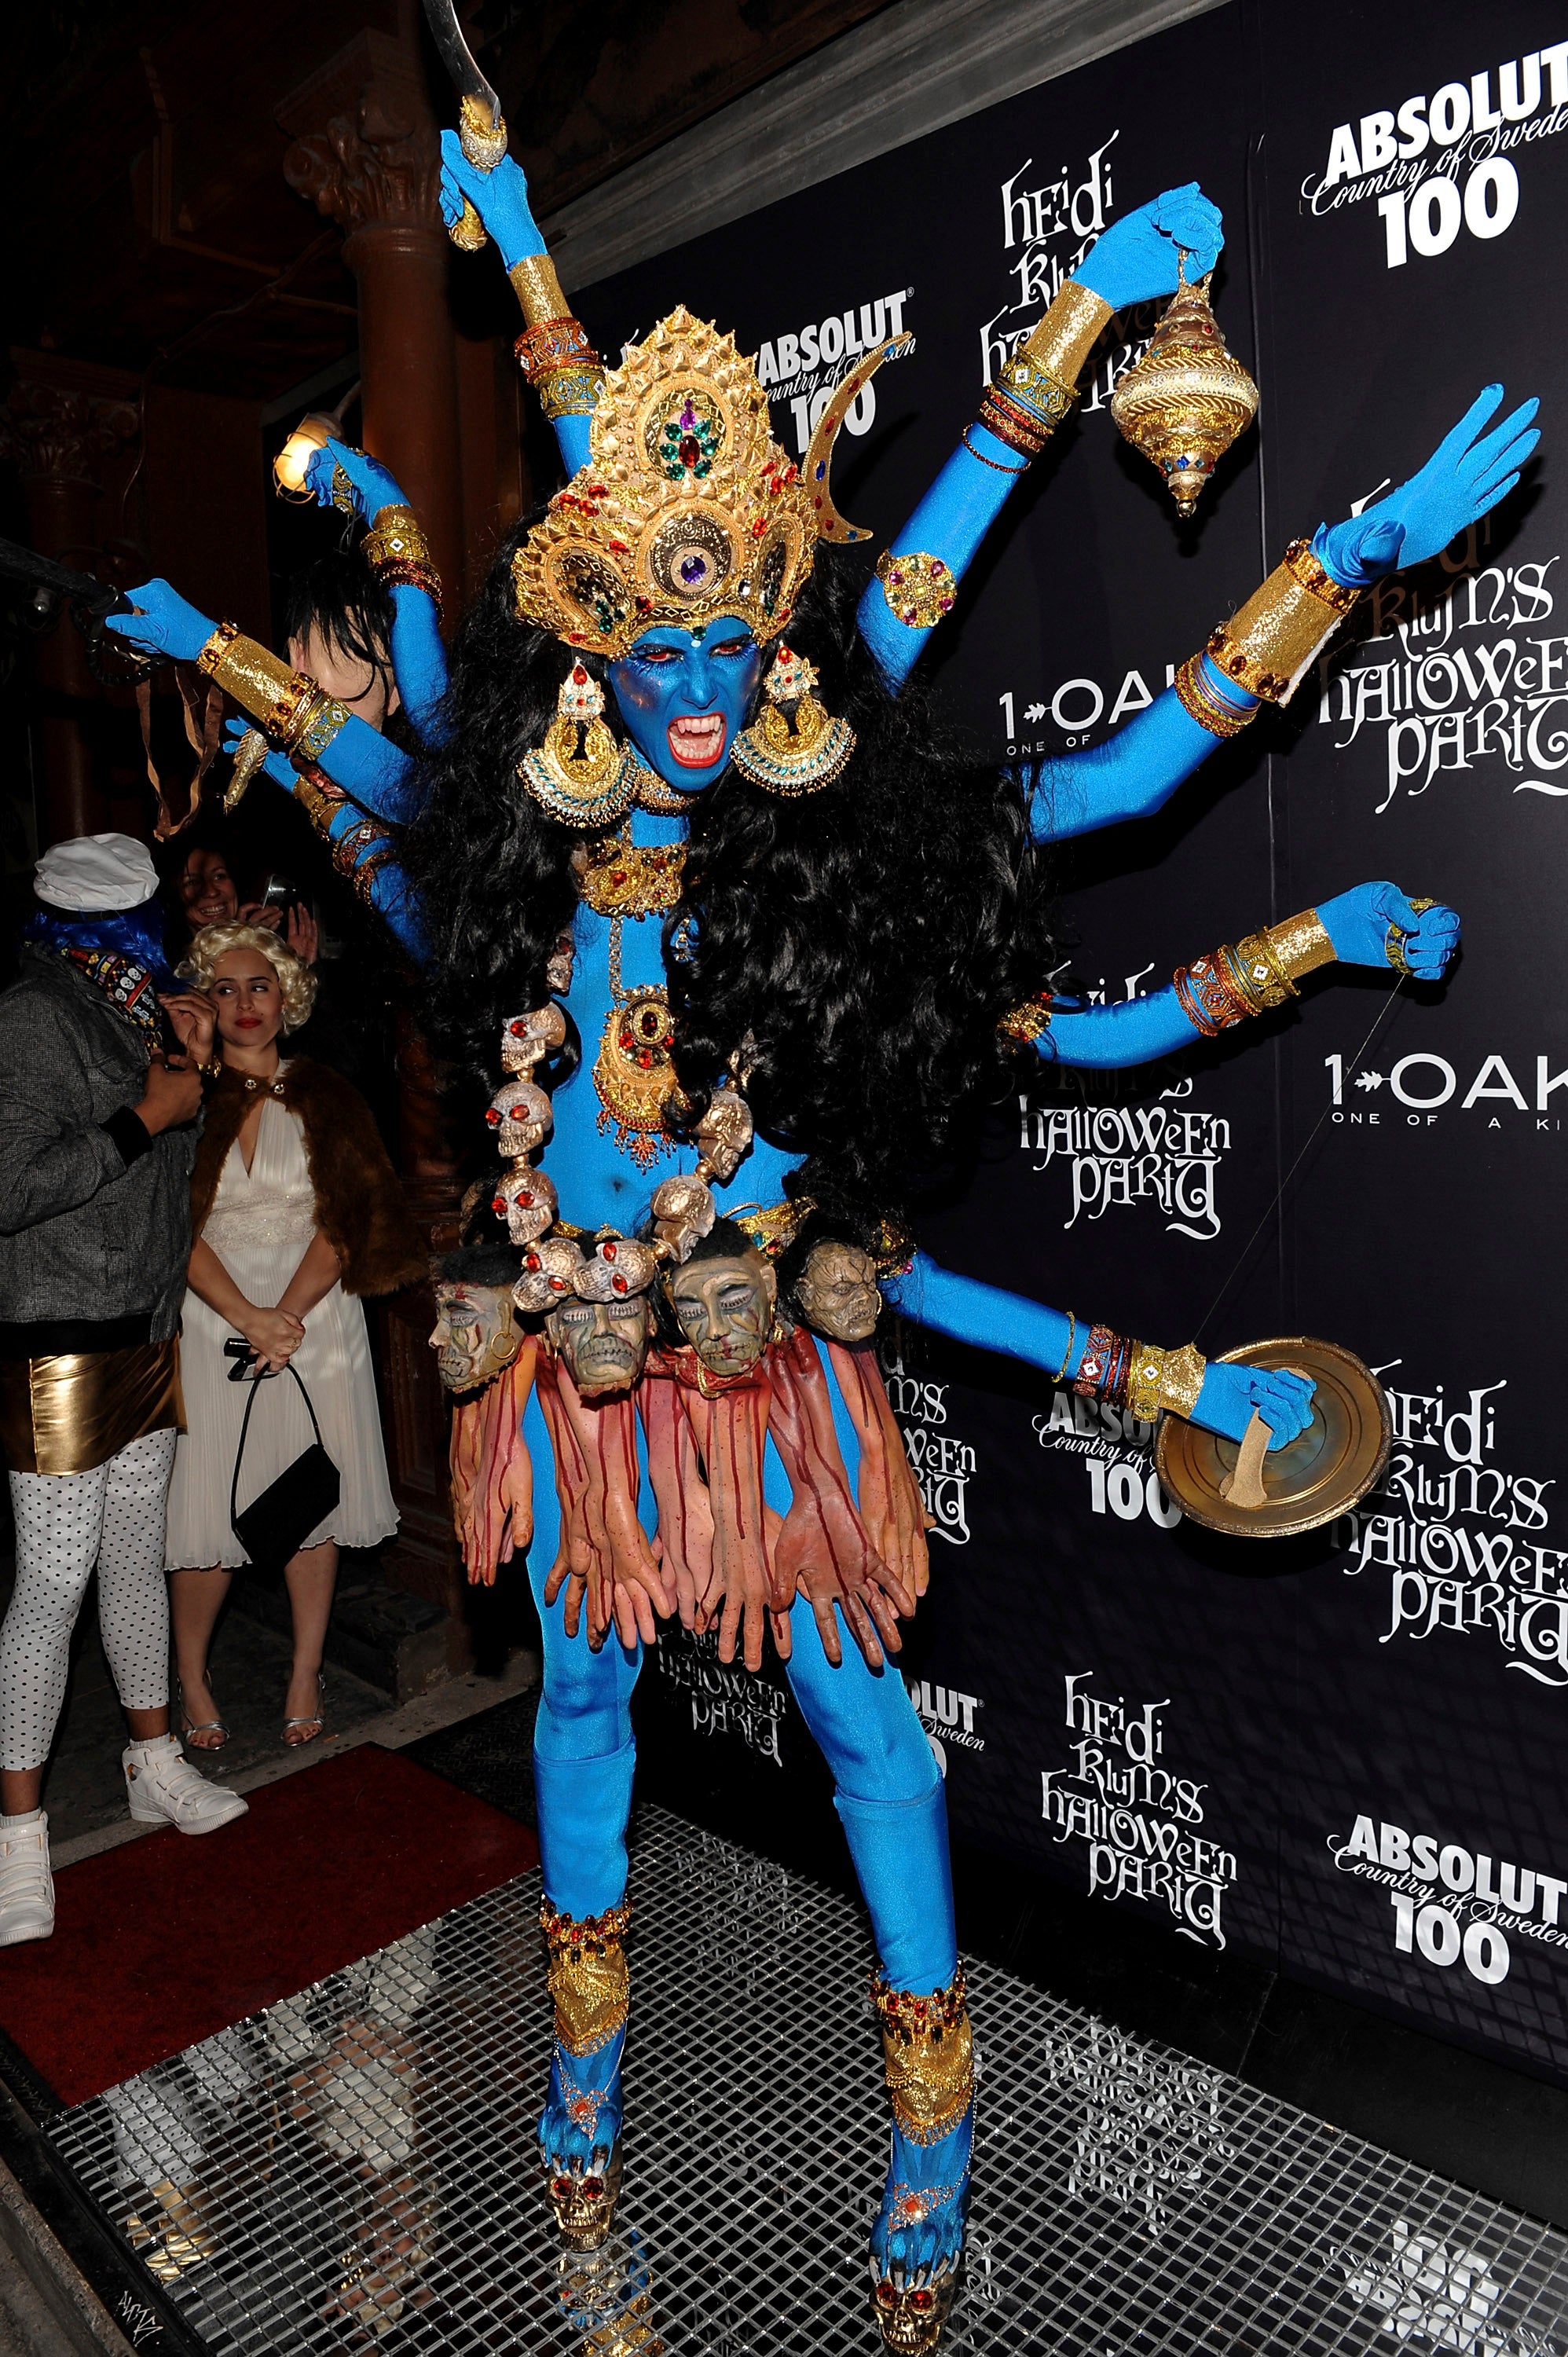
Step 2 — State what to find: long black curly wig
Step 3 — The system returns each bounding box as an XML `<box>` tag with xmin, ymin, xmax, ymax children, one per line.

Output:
<box><xmin>408</xmin><ymin>515</ymin><xmax>1057</xmax><ymax>1241</ymax></box>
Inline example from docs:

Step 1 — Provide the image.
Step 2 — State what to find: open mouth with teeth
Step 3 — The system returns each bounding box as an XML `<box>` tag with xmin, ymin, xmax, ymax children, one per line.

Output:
<box><xmin>666</xmin><ymin>712</ymin><xmax>727</xmax><ymax>769</ymax></box>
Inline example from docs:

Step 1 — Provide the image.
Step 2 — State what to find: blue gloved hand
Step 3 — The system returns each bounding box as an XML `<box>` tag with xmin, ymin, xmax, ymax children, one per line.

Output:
<box><xmin>305</xmin><ymin>437</ymin><xmax>408</xmax><ymax>523</ymax></box>
<box><xmin>1074</xmin><ymin>183</ymin><xmax>1223</xmax><ymax>310</ymax></box>
<box><xmin>222</xmin><ymin>716</ymin><xmax>293</xmax><ymax>789</ymax></box>
<box><xmin>1316</xmin><ymin>385</ymin><xmax>1541</xmax><ymax>585</ymax></box>
<box><xmin>104</xmin><ymin>579</ymin><xmax>217</xmax><ymax>665</ymax></box>
<box><xmin>1317</xmin><ymin>882</ymin><xmax>1460</xmax><ymax>979</ymax></box>
<box><xmin>1192</xmin><ymin>1360</ymin><xmax>1317</xmax><ymax>1449</ymax></box>
<box><xmin>438</xmin><ymin>131</ymin><xmax>543</xmax><ymax>270</ymax></box>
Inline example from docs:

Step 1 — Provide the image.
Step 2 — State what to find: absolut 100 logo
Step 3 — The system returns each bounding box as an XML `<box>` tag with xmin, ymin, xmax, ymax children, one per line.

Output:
<box><xmin>1303</xmin><ymin>45</ymin><xmax>1568</xmax><ymax>269</ymax></box>
<box><xmin>1329</xmin><ymin>1809</ymin><xmax>1568</xmax><ymax>1989</ymax></box>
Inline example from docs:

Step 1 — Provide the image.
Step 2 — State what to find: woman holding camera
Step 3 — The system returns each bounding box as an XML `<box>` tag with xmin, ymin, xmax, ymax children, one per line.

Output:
<box><xmin>166</xmin><ymin>924</ymin><xmax>422</xmax><ymax>1747</ymax></box>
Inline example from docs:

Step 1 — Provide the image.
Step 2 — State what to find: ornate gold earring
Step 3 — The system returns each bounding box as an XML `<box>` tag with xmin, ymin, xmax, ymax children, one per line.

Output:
<box><xmin>729</xmin><ymin>643</ymin><xmax>855</xmax><ymax>797</ymax></box>
<box><xmin>518</xmin><ymin>662</ymin><xmax>637</xmax><ymax>827</ymax></box>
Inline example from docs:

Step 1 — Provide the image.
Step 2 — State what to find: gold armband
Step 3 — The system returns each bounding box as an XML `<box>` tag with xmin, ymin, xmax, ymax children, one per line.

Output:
<box><xmin>1264</xmin><ymin>906</ymin><xmax>1335</xmax><ymax>982</ymax></box>
<box><xmin>972</xmin><ymin>280</ymin><xmax>1114</xmax><ymax>466</ymax></box>
<box><xmin>292</xmin><ymin>763</ymin><xmax>344</xmax><ymax>835</ymax></box>
<box><xmin>363</xmin><ymin>504</ymin><xmax>443</xmax><ymax>618</ymax></box>
<box><xmin>288</xmin><ymin>692</ymin><xmax>351</xmax><ymax>767</ymax></box>
<box><xmin>196</xmin><ymin>625</ymin><xmax>315</xmax><ymax>745</ymax></box>
<box><xmin>1020</xmin><ymin>278</ymin><xmax>1115</xmax><ymax>390</ymax></box>
<box><xmin>874</xmin><ymin>548</ymin><xmax>958</xmax><ymax>629</ymax></box>
<box><xmin>1207</xmin><ymin>538</ymin><xmax>1361</xmax><ymax>704</ymax></box>
<box><xmin>1127</xmin><ymin>1340</ymin><xmax>1208</xmax><ymax>1423</ymax></box>
<box><xmin>514</xmin><ymin>316</ymin><xmax>604</xmax><ymax>421</ymax></box>
<box><xmin>508</xmin><ymin>252</ymin><xmax>570</xmax><ymax>327</ymax></box>
<box><xmin>998</xmin><ymin>991</ymin><xmax>1054</xmax><ymax>1043</ymax></box>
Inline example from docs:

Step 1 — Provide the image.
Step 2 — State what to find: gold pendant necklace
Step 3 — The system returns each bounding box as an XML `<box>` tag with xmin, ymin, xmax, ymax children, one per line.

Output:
<box><xmin>593</xmin><ymin>912</ymin><xmax>679</xmax><ymax>1170</ymax></box>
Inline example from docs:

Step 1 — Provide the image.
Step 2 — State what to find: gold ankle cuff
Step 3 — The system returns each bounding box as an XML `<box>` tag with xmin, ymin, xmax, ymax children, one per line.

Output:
<box><xmin>540</xmin><ymin>1900</ymin><xmax>631</xmax><ymax>2056</ymax></box>
<box><xmin>871</xmin><ymin>1970</ymin><xmax>974</xmax><ymax>2146</ymax></box>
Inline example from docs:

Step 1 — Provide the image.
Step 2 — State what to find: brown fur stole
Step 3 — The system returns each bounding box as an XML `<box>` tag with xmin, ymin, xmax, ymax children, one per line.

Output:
<box><xmin>189</xmin><ymin>1058</ymin><xmax>425</xmax><ymax>1297</ymax></box>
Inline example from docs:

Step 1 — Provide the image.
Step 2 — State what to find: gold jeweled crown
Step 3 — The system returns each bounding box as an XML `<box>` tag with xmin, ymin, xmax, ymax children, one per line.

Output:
<box><xmin>511</xmin><ymin>306</ymin><xmax>892</xmax><ymax>658</ymax></box>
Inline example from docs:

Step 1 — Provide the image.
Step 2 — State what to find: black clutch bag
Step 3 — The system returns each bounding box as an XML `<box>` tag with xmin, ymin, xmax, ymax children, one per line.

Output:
<box><xmin>229</xmin><ymin>1358</ymin><xmax>341</xmax><ymax>1576</ymax></box>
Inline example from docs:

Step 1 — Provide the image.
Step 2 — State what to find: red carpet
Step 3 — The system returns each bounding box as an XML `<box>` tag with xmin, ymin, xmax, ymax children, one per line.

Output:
<box><xmin>0</xmin><ymin>1746</ymin><xmax>537</xmax><ymax>2106</ymax></box>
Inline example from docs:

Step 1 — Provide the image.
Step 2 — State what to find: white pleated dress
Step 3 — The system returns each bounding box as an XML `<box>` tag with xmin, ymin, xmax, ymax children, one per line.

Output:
<box><xmin>165</xmin><ymin>1084</ymin><xmax>399</xmax><ymax>1571</ymax></box>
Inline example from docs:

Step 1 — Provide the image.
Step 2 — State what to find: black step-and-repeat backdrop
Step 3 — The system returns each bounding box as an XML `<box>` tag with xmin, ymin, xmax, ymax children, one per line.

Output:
<box><xmin>592</xmin><ymin>0</ymin><xmax>1568</xmax><ymax>2086</ymax></box>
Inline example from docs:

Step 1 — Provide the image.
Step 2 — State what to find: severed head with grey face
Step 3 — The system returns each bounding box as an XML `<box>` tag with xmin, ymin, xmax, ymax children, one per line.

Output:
<box><xmin>429</xmin><ymin>1244</ymin><xmax>523</xmax><ymax>1392</ymax></box>
<box><xmin>663</xmin><ymin>1216</ymin><xmax>779</xmax><ymax>1377</ymax></box>
<box><xmin>545</xmin><ymin>1293</ymin><xmax>657</xmax><ymax>1395</ymax></box>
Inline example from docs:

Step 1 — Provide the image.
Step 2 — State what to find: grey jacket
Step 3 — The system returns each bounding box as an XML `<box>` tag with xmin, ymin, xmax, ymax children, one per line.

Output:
<box><xmin>0</xmin><ymin>948</ymin><xmax>198</xmax><ymax>1337</ymax></box>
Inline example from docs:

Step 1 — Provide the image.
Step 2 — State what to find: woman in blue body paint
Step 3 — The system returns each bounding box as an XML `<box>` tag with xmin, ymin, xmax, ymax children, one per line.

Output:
<box><xmin>108</xmin><ymin>137</ymin><xmax>1536</xmax><ymax>2348</ymax></box>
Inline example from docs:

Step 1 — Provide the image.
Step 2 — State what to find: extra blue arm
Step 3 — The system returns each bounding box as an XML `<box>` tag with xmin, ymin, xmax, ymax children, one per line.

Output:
<box><xmin>1039</xmin><ymin>986</ymin><xmax>1203</xmax><ymax>1069</ymax></box>
<box><xmin>1025</xmin><ymin>660</ymin><xmax>1258</xmax><ymax>843</ymax></box>
<box><xmin>304</xmin><ymin>445</ymin><xmax>450</xmax><ymax>746</ymax></box>
<box><xmin>438</xmin><ymin>137</ymin><xmax>593</xmax><ymax>478</ymax></box>
<box><xmin>309</xmin><ymin>793</ymin><xmax>427</xmax><ymax>964</ymax></box>
<box><xmin>856</xmin><ymin>184</ymin><xmax>1225</xmax><ymax>690</ymax></box>
<box><xmin>317</xmin><ymin>717</ymin><xmax>419</xmax><ymax>822</ymax></box>
<box><xmin>881</xmin><ymin>1249</ymin><xmax>1315</xmax><ymax>1447</ymax></box>
<box><xmin>1033</xmin><ymin>882</ymin><xmax>1461</xmax><ymax>1069</ymax></box>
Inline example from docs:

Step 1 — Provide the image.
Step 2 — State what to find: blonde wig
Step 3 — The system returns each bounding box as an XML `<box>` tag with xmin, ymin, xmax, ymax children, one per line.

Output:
<box><xmin>179</xmin><ymin>922</ymin><xmax>319</xmax><ymax>1034</ymax></box>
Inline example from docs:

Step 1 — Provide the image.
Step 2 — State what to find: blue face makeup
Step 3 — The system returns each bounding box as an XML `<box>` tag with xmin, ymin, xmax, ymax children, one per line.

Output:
<box><xmin>606</xmin><ymin>614</ymin><xmax>762</xmax><ymax>790</ymax></box>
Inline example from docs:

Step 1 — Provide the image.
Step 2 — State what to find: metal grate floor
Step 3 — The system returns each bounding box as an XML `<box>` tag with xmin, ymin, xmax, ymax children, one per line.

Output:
<box><xmin>44</xmin><ymin>1805</ymin><xmax>1568</xmax><ymax>2354</ymax></box>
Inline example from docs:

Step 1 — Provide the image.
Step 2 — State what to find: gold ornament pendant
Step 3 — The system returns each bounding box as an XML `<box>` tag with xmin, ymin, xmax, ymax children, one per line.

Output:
<box><xmin>595</xmin><ymin>985</ymin><xmax>679</xmax><ymax>1170</ymax></box>
<box><xmin>1108</xmin><ymin>257</ymin><xmax>1258</xmax><ymax>517</ymax></box>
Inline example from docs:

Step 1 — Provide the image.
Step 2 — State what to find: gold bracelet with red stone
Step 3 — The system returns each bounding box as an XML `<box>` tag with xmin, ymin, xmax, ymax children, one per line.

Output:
<box><xmin>374</xmin><ymin>560</ymin><xmax>444</xmax><ymax>619</ymax></box>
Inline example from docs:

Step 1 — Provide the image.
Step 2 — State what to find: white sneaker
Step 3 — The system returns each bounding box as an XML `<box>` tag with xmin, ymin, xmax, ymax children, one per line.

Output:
<box><xmin>0</xmin><ymin>1812</ymin><xmax>54</xmax><ymax>1946</ymax></box>
<box><xmin>124</xmin><ymin>1739</ymin><xmax>249</xmax><ymax>1835</ymax></box>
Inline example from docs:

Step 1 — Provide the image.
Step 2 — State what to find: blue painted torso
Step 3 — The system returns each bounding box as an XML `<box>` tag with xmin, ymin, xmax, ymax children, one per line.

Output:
<box><xmin>546</xmin><ymin>806</ymin><xmax>801</xmax><ymax>1230</ymax></box>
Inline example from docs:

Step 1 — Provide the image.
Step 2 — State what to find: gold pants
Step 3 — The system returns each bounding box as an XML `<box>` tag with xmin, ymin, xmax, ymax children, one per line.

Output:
<box><xmin>0</xmin><ymin>1339</ymin><xmax>181</xmax><ymax>1478</ymax></box>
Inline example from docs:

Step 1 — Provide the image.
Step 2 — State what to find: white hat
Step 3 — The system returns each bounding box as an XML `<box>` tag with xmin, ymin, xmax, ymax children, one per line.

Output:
<box><xmin>33</xmin><ymin>833</ymin><xmax>160</xmax><ymax>915</ymax></box>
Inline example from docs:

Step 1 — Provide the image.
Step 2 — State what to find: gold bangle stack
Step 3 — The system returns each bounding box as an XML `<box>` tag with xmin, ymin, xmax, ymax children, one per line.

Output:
<box><xmin>507</xmin><ymin>254</ymin><xmax>606</xmax><ymax>421</ymax></box>
<box><xmin>363</xmin><ymin>504</ymin><xmax>443</xmax><ymax>619</ymax></box>
<box><xmin>1174</xmin><ymin>905</ymin><xmax>1336</xmax><ymax>1036</ymax></box>
<box><xmin>969</xmin><ymin>280</ymin><xmax>1114</xmax><ymax>467</ymax></box>
<box><xmin>514</xmin><ymin>315</ymin><xmax>605</xmax><ymax>421</ymax></box>
<box><xmin>1173</xmin><ymin>652</ymin><xmax>1255</xmax><ymax>739</ymax></box>
<box><xmin>870</xmin><ymin>1970</ymin><xmax>974</xmax><ymax>2146</ymax></box>
<box><xmin>1207</xmin><ymin>537</ymin><xmax>1361</xmax><ymax>704</ymax></box>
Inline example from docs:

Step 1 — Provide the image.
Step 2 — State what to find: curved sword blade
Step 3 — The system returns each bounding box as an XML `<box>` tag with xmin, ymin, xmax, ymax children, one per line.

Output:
<box><xmin>421</xmin><ymin>0</ymin><xmax>501</xmax><ymax>130</ymax></box>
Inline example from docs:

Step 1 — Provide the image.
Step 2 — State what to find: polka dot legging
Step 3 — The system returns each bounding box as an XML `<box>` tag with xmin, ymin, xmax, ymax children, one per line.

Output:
<box><xmin>0</xmin><ymin>1428</ymin><xmax>176</xmax><ymax>1771</ymax></box>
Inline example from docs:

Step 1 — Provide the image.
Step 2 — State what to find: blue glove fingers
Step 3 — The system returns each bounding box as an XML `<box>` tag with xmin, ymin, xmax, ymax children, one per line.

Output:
<box><xmin>105</xmin><ymin>578</ymin><xmax>217</xmax><ymax>663</ymax></box>
<box><xmin>1434</xmin><ymin>382</ymin><xmax>1507</xmax><ymax>467</ymax></box>
<box><xmin>1152</xmin><ymin>188</ymin><xmax>1224</xmax><ymax>276</ymax></box>
<box><xmin>221</xmin><ymin>718</ymin><xmax>292</xmax><ymax>789</ymax></box>
<box><xmin>1192</xmin><ymin>1362</ymin><xmax>1316</xmax><ymax>1448</ymax></box>
<box><xmin>437</xmin><ymin>130</ymin><xmax>543</xmax><ymax>269</ymax></box>
<box><xmin>1472</xmin><ymin>439</ymin><xmax>1538</xmax><ymax>505</ymax></box>
<box><xmin>1471</xmin><ymin>470</ymin><xmax>1522</xmax><ymax>519</ymax></box>
<box><xmin>1464</xmin><ymin>397</ymin><xmax>1540</xmax><ymax>478</ymax></box>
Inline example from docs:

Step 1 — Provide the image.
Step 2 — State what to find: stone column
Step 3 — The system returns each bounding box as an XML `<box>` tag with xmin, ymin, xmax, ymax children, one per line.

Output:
<box><xmin>280</xmin><ymin>29</ymin><xmax>464</xmax><ymax>609</ymax></box>
<box><xmin>1</xmin><ymin>361</ymin><xmax>138</xmax><ymax>845</ymax></box>
<box><xmin>279</xmin><ymin>31</ymin><xmax>471</xmax><ymax>1651</ymax></box>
